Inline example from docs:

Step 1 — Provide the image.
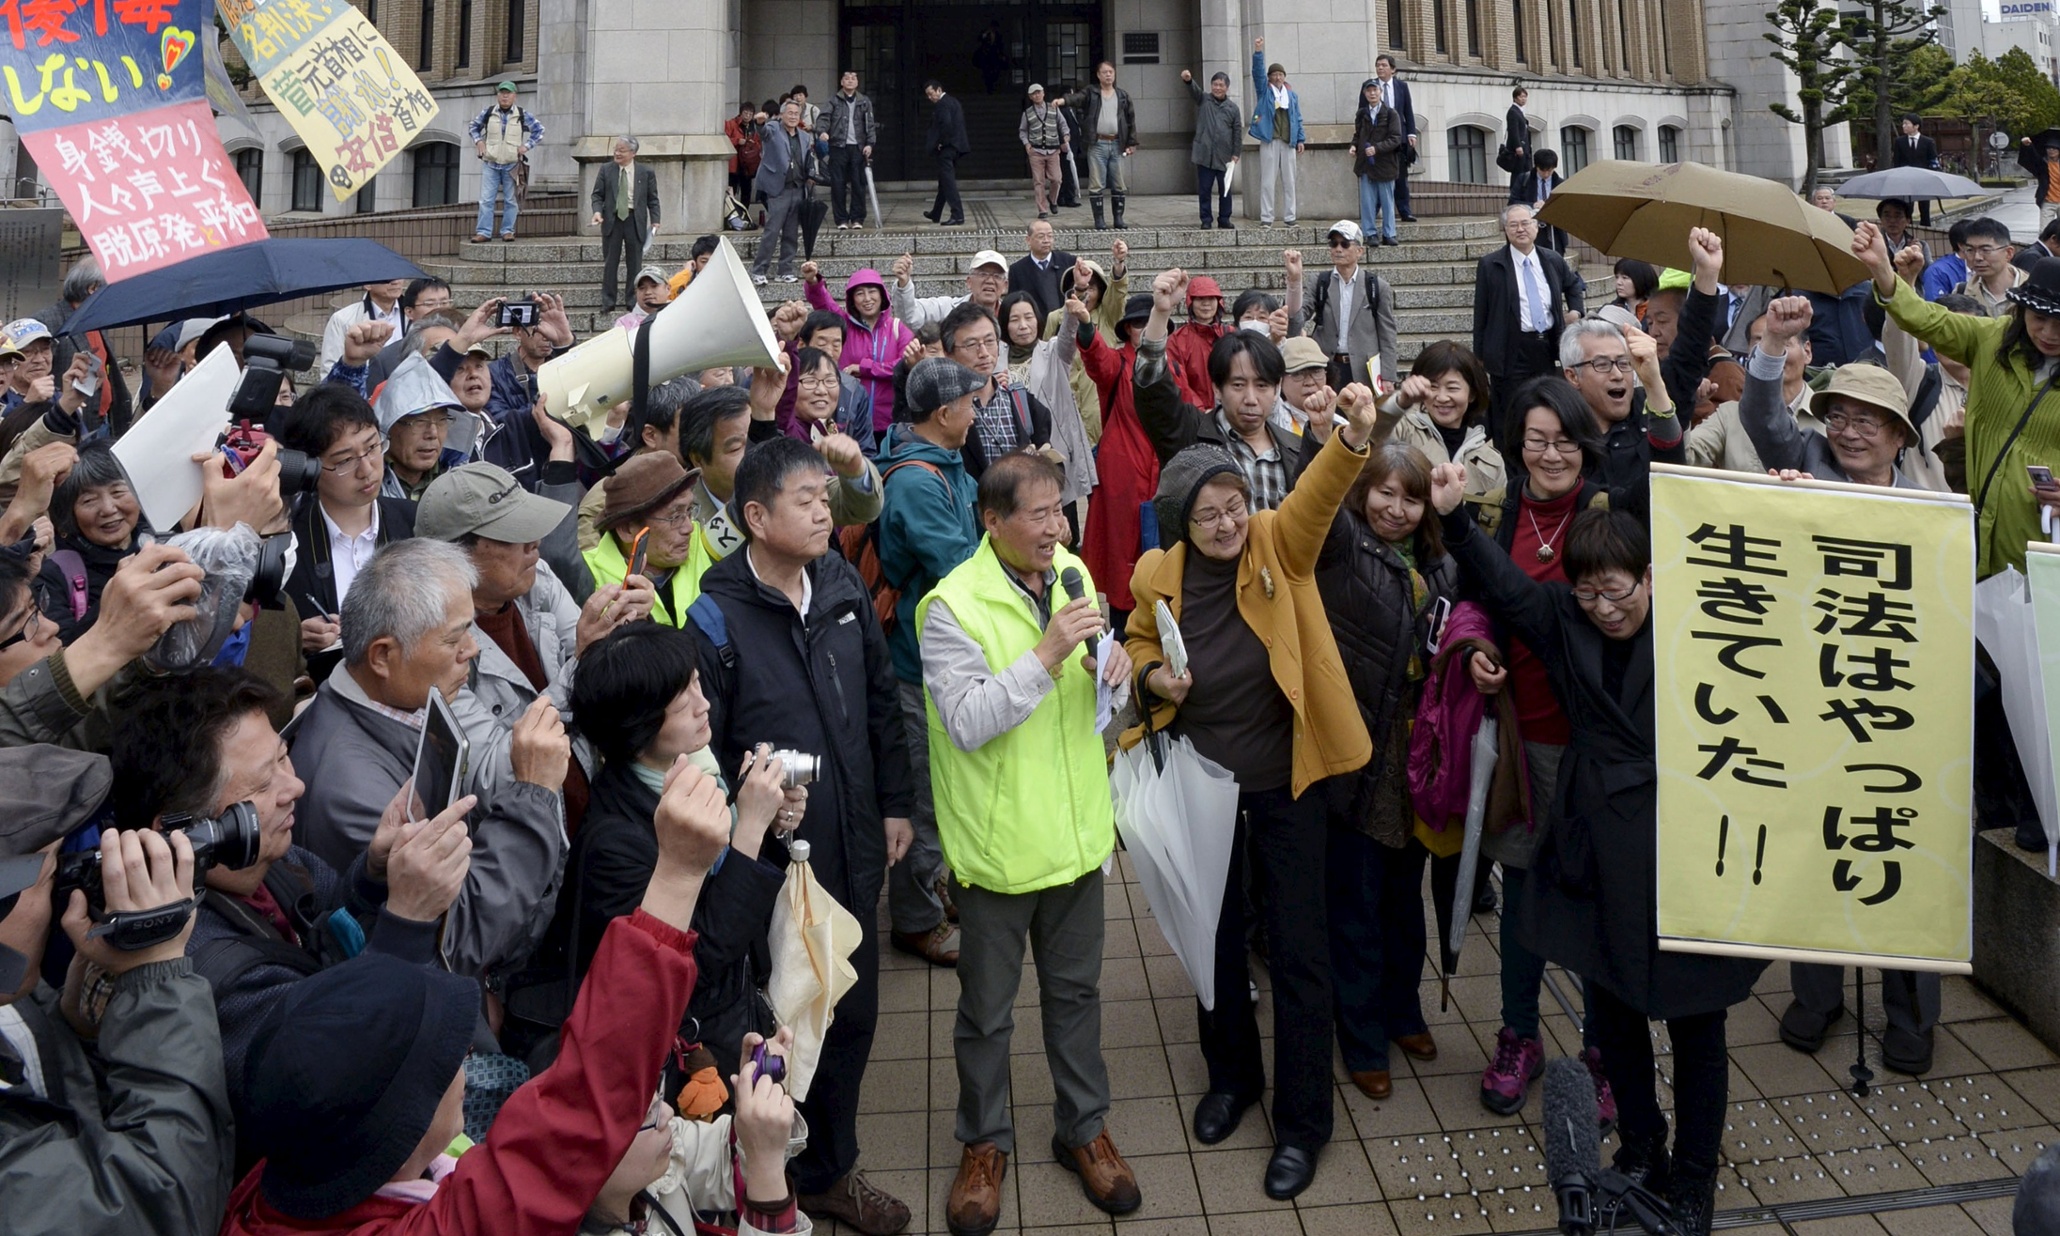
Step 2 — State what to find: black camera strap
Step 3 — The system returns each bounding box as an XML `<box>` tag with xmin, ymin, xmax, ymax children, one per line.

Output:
<box><xmin>88</xmin><ymin>896</ymin><xmax>197</xmax><ymax>951</ymax></box>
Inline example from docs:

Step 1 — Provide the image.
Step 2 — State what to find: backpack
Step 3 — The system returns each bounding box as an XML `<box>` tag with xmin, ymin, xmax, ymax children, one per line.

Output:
<box><xmin>838</xmin><ymin>459</ymin><xmax>945</xmax><ymax>632</ymax></box>
<box><xmin>1309</xmin><ymin>269</ymin><xmax>1381</xmax><ymax>337</ymax></box>
<box><xmin>50</xmin><ymin>549</ymin><xmax>87</xmax><ymax>620</ymax></box>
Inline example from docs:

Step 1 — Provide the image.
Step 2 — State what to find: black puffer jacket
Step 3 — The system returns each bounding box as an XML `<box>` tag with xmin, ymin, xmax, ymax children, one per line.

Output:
<box><xmin>690</xmin><ymin>548</ymin><xmax>913</xmax><ymax>914</ymax></box>
<box><xmin>1316</xmin><ymin>508</ymin><xmax>1458</xmax><ymax>837</ymax></box>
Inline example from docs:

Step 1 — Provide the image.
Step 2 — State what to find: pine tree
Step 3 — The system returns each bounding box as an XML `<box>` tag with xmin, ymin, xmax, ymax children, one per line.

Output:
<box><xmin>1764</xmin><ymin>0</ymin><xmax>1860</xmax><ymax>192</ymax></box>
<box><xmin>1845</xmin><ymin>0</ymin><xmax>1943</xmax><ymax>169</ymax></box>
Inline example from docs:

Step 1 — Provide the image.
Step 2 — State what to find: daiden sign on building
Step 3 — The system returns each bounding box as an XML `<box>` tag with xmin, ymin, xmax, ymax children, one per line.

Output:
<box><xmin>2000</xmin><ymin>1</ymin><xmax>2054</xmax><ymax>14</ymax></box>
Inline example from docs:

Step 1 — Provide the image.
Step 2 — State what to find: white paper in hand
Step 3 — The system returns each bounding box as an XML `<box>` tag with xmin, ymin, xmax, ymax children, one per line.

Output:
<box><xmin>1155</xmin><ymin>599</ymin><xmax>1187</xmax><ymax>678</ymax></box>
<box><xmin>112</xmin><ymin>344</ymin><xmax>240</xmax><ymax>533</ymax></box>
<box><xmin>1093</xmin><ymin>629</ymin><xmax>1117</xmax><ymax>733</ymax></box>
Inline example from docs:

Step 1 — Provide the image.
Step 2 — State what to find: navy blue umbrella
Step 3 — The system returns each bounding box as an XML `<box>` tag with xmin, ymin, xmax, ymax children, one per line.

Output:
<box><xmin>65</xmin><ymin>238</ymin><xmax>424</xmax><ymax>335</ymax></box>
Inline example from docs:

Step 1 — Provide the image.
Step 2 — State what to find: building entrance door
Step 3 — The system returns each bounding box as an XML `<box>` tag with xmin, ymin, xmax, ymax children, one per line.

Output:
<box><xmin>842</xmin><ymin>0</ymin><xmax>1101</xmax><ymax>182</ymax></box>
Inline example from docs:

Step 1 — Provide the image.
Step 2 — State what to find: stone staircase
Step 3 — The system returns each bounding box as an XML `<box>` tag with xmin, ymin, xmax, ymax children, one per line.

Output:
<box><xmin>297</xmin><ymin>210</ymin><xmax>1606</xmax><ymax>364</ymax></box>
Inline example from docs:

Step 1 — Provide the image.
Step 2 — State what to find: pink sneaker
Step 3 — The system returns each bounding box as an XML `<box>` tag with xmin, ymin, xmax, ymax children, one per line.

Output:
<box><xmin>1581</xmin><ymin>1046</ymin><xmax>1618</xmax><ymax>1132</ymax></box>
<box><xmin>1479</xmin><ymin>1027</ymin><xmax>1544</xmax><ymax>1115</ymax></box>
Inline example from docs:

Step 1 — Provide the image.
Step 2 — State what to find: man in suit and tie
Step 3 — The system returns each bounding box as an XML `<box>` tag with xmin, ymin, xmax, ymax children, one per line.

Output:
<box><xmin>1890</xmin><ymin>115</ymin><xmax>1938</xmax><ymax>223</ymax></box>
<box><xmin>1504</xmin><ymin>85</ymin><xmax>1530</xmax><ymax>194</ymax></box>
<box><xmin>1005</xmin><ymin>219</ymin><xmax>1077</xmax><ymax>322</ymax></box>
<box><xmin>1507</xmin><ymin>149</ymin><xmax>1567</xmax><ymax>254</ymax></box>
<box><xmin>752</xmin><ymin>99</ymin><xmax>813</xmax><ymax>284</ymax></box>
<box><xmin>924</xmin><ymin>80</ymin><xmax>970</xmax><ymax>226</ymax></box>
<box><xmin>1374</xmin><ymin>55</ymin><xmax>1417</xmax><ymax>222</ymax></box>
<box><xmin>1472</xmin><ymin>202</ymin><xmax>1583</xmax><ymax>438</ymax></box>
<box><xmin>590</xmin><ymin>135</ymin><xmax>661</xmax><ymax>312</ymax></box>
<box><xmin>1716</xmin><ymin>282</ymin><xmax>1775</xmax><ymax>356</ymax></box>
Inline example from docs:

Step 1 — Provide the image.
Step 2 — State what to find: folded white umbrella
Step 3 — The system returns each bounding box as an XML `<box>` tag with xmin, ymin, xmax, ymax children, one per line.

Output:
<box><xmin>1975</xmin><ymin>569</ymin><xmax>2059</xmax><ymax>875</ymax></box>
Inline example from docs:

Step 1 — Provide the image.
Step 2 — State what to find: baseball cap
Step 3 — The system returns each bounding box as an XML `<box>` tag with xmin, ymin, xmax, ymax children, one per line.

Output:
<box><xmin>417</xmin><ymin>462</ymin><xmax>572</xmax><ymax>544</ymax></box>
<box><xmin>1327</xmin><ymin>220</ymin><xmax>1363</xmax><ymax>244</ymax></box>
<box><xmin>970</xmin><ymin>250</ymin><xmax>1008</xmax><ymax>273</ymax></box>
<box><xmin>1279</xmin><ymin>336</ymin><xmax>1328</xmax><ymax>374</ymax></box>
<box><xmin>635</xmin><ymin>264</ymin><xmax>669</xmax><ymax>287</ymax></box>
<box><xmin>3</xmin><ymin>318</ymin><xmax>52</xmax><ymax>350</ymax></box>
<box><xmin>1028</xmin><ymin>83</ymin><xmax>1045</xmax><ymax>95</ymax></box>
<box><xmin>496</xmin><ymin>80</ymin><xmax>517</xmax><ymax>92</ymax></box>
<box><xmin>906</xmin><ymin>358</ymin><xmax>987</xmax><ymax>414</ymax></box>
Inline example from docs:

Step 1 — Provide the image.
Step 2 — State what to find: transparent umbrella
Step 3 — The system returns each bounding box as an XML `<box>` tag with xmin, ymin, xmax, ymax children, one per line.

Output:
<box><xmin>1111</xmin><ymin>731</ymin><xmax>1240</xmax><ymax>1010</ymax></box>
<box><xmin>1975</xmin><ymin>568</ymin><xmax>2059</xmax><ymax>876</ymax></box>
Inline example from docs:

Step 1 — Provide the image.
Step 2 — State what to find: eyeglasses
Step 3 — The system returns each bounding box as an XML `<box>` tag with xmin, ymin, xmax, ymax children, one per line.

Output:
<box><xmin>1821</xmin><ymin>408</ymin><xmax>1892</xmax><ymax>438</ymax></box>
<box><xmin>1521</xmin><ymin>435</ymin><xmax>1581</xmax><ymax>456</ymax></box>
<box><xmin>648</xmin><ymin>506</ymin><xmax>695</xmax><ymax>530</ymax></box>
<box><xmin>1571</xmin><ymin>582</ymin><xmax>1642</xmax><ymax>605</ymax></box>
<box><xmin>0</xmin><ymin>582</ymin><xmax>51</xmax><ymax>652</ymax></box>
<box><xmin>1961</xmin><ymin>244</ymin><xmax>2008</xmax><ymax>259</ymax></box>
<box><xmin>322</xmin><ymin>441</ymin><xmax>385</xmax><ymax>474</ymax></box>
<box><xmin>1189</xmin><ymin>497</ymin><xmax>1248</xmax><ymax>529</ymax></box>
<box><xmin>1569</xmin><ymin>357</ymin><xmax>1635</xmax><ymax>376</ymax></box>
<box><xmin>796</xmin><ymin>374</ymin><xmax>841</xmax><ymax>391</ymax></box>
<box><xmin>402</xmin><ymin>412</ymin><xmax>452</xmax><ymax>429</ymax></box>
<box><xmin>1328</xmin><ymin>238</ymin><xmax>1356</xmax><ymax>248</ymax></box>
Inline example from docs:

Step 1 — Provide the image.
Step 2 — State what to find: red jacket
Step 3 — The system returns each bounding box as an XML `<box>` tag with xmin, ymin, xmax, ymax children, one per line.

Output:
<box><xmin>1079</xmin><ymin>331</ymin><xmax>1159</xmax><ymax>613</ymax></box>
<box><xmin>219</xmin><ymin>910</ymin><xmax>700</xmax><ymax>1236</ymax></box>
<box><xmin>1164</xmin><ymin>319</ymin><xmax>1226</xmax><ymax>409</ymax></box>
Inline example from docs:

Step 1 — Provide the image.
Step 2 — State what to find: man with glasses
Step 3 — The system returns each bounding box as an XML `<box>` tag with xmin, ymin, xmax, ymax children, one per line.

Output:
<box><xmin>1473</xmin><ymin>204</ymin><xmax>1584</xmax><ymax>438</ymax></box>
<box><xmin>1557</xmin><ymin>316</ymin><xmax>1685</xmax><ymax>518</ymax></box>
<box><xmin>939</xmin><ymin>301</ymin><xmax>1055</xmax><ymax>480</ymax></box>
<box><xmin>376</xmin><ymin>355</ymin><xmax>470</xmax><ymax>502</ymax></box>
<box><xmin>1284</xmin><ymin>223</ymin><xmax>1399</xmax><ymax>392</ymax></box>
<box><xmin>890</xmin><ymin>247</ymin><xmax>1010</xmax><ymax>332</ymax></box>
<box><xmin>481</xmin><ymin>292</ymin><xmax>577</xmax><ymax>491</ymax></box>
<box><xmin>277</xmin><ymin>384</ymin><xmax>418</xmax><ymax>680</ymax></box>
<box><xmin>1949</xmin><ymin>217</ymin><xmax>2025</xmax><ymax>317</ymax></box>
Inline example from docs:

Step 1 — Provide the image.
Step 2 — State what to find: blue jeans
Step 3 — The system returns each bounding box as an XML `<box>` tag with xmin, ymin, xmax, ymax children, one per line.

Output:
<box><xmin>1086</xmin><ymin>140</ymin><xmax>1126</xmax><ymax>200</ymax></box>
<box><xmin>476</xmin><ymin>161</ymin><xmax>519</xmax><ymax>237</ymax></box>
<box><xmin>1360</xmin><ymin>175</ymin><xmax>1397</xmax><ymax>240</ymax></box>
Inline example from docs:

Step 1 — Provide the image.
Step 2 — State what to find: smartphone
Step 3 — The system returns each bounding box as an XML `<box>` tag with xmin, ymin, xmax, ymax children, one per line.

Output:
<box><xmin>2032</xmin><ymin>465</ymin><xmax>2056</xmax><ymax>488</ymax></box>
<box><xmin>409</xmin><ymin>691</ymin><xmax>471</xmax><ymax>824</ymax></box>
<box><xmin>496</xmin><ymin>297</ymin><xmax>539</xmax><ymax>328</ymax></box>
<box><xmin>626</xmin><ymin>526</ymin><xmax>651</xmax><ymax>581</ymax></box>
<box><xmin>71</xmin><ymin>351</ymin><xmax>101</xmax><ymax>397</ymax></box>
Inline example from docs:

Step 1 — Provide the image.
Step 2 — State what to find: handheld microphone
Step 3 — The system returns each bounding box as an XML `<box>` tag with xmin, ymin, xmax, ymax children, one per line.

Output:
<box><xmin>1061</xmin><ymin>566</ymin><xmax>1086</xmax><ymax>603</ymax></box>
<box><xmin>1542</xmin><ymin>1056</ymin><xmax>1601</xmax><ymax>1236</ymax></box>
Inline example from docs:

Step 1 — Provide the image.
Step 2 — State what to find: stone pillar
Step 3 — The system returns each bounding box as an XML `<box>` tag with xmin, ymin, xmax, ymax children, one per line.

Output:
<box><xmin>536</xmin><ymin>0</ymin><xmax>735</xmax><ymax>231</ymax></box>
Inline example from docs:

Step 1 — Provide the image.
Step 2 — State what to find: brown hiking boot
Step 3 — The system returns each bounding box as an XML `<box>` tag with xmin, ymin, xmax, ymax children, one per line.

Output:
<box><xmin>798</xmin><ymin>1169</ymin><xmax>911</xmax><ymax>1236</ymax></box>
<box><xmin>1052</xmin><ymin>1129</ymin><xmax>1142</xmax><ymax>1215</ymax></box>
<box><xmin>946</xmin><ymin>1142</ymin><xmax>1008</xmax><ymax>1236</ymax></box>
<box><xmin>890</xmin><ymin>920</ymin><xmax>959</xmax><ymax>967</ymax></box>
<box><xmin>936</xmin><ymin>873</ymin><xmax>960</xmax><ymax>923</ymax></box>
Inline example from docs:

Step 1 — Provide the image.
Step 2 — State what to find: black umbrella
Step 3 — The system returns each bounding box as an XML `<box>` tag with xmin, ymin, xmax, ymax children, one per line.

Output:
<box><xmin>800</xmin><ymin>196</ymin><xmax>831</xmax><ymax>259</ymax></box>
<box><xmin>67</xmin><ymin>238</ymin><xmax>424</xmax><ymax>335</ymax></box>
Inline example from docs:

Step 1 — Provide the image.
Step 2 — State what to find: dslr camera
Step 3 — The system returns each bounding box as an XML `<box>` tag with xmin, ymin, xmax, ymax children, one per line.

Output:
<box><xmin>53</xmin><ymin>803</ymin><xmax>263</xmax><ymax>949</ymax></box>
<box><xmin>221</xmin><ymin>333</ymin><xmax>322</xmax><ymax>498</ymax></box>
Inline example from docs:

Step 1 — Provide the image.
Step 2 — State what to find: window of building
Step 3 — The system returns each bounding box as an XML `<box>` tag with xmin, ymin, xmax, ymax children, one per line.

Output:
<box><xmin>356</xmin><ymin>177</ymin><xmax>377</xmax><ymax>214</ymax></box>
<box><xmin>1613</xmin><ymin>124</ymin><xmax>1639</xmax><ymax>161</ymax></box>
<box><xmin>233</xmin><ymin>148</ymin><xmax>263</xmax><ymax>202</ymax></box>
<box><xmin>1388</xmin><ymin>0</ymin><xmax>1406</xmax><ymax>48</ymax></box>
<box><xmin>456</xmin><ymin>0</ymin><xmax>472</xmax><ymax>66</ymax></box>
<box><xmin>505</xmin><ymin>0</ymin><xmax>525</xmax><ymax>63</ymax></box>
<box><xmin>418</xmin><ymin>0</ymin><xmax>434</xmax><ymax>70</ymax></box>
<box><xmin>1465</xmin><ymin>0</ymin><xmax>1482</xmax><ymax>56</ymax></box>
<box><xmin>1568</xmin><ymin>0</ymin><xmax>1582</xmax><ymax>67</ymax></box>
<box><xmin>1616</xmin><ymin>0</ymin><xmax>1630</xmax><ymax>68</ymax></box>
<box><xmin>1449</xmin><ymin>125</ymin><xmax>1489</xmax><ymax>183</ymax></box>
<box><xmin>1513</xmin><ymin>0</ymin><xmax>1526</xmax><ymax>62</ymax></box>
<box><xmin>290</xmin><ymin>150</ymin><xmax>321</xmax><ymax>212</ymax></box>
<box><xmin>412</xmin><ymin>142</ymin><xmax>460</xmax><ymax>206</ymax></box>
<box><xmin>1658</xmin><ymin>124</ymin><xmax>1680</xmax><ymax>163</ymax></box>
<box><xmin>1561</xmin><ymin>125</ymin><xmax>1591</xmax><ymax>174</ymax></box>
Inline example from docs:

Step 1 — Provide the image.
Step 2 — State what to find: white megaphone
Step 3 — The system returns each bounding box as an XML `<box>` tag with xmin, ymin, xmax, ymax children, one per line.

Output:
<box><xmin>537</xmin><ymin>236</ymin><xmax>781</xmax><ymax>430</ymax></box>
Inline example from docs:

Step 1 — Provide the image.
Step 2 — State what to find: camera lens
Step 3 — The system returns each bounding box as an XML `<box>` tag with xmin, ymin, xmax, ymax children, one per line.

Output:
<box><xmin>186</xmin><ymin>802</ymin><xmax>263</xmax><ymax>872</ymax></box>
<box><xmin>275</xmin><ymin>448</ymin><xmax>320</xmax><ymax>496</ymax></box>
<box><xmin>245</xmin><ymin>533</ymin><xmax>292</xmax><ymax>608</ymax></box>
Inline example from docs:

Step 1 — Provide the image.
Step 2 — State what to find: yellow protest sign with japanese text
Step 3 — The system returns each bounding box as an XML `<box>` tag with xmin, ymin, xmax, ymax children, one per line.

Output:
<box><xmin>1650</xmin><ymin>466</ymin><xmax>1973</xmax><ymax>973</ymax></box>
<box><xmin>228</xmin><ymin>2</ymin><xmax>438</xmax><ymax>199</ymax></box>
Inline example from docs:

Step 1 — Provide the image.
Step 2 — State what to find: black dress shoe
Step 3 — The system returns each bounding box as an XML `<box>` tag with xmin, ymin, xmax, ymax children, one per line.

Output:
<box><xmin>1398</xmin><ymin>213</ymin><xmax>1417</xmax><ymax>222</ymax></box>
<box><xmin>1881</xmin><ymin>1024</ymin><xmax>1934</xmax><ymax>1075</ymax></box>
<box><xmin>1190</xmin><ymin>1092</ymin><xmax>1254</xmax><ymax>1145</ymax></box>
<box><xmin>1263</xmin><ymin>1145</ymin><xmax>1318</xmax><ymax>1200</ymax></box>
<box><xmin>1778</xmin><ymin>999</ymin><xmax>1842</xmax><ymax>1053</ymax></box>
<box><xmin>922</xmin><ymin>208</ymin><xmax>940</xmax><ymax>223</ymax></box>
<box><xmin>943</xmin><ymin>217</ymin><xmax>965</xmax><ymax>226</ymax></box>
<box><xmin>2018</xmin><ymin>818</ymin><xmax>2047</xmax><ymax>851</ymax></box>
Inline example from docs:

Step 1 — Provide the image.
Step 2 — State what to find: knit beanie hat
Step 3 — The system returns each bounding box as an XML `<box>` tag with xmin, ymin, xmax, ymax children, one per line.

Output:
<box><xmin>1153</xmin><ymin>444</ymin><xmax>1244</xmax><ymax>549</ymax></box>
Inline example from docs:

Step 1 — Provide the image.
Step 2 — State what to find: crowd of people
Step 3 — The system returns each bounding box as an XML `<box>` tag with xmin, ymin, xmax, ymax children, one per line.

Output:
<box><xmin>0</xmin><ymin>163</ymin><xmax>2056</xmax><ymax>1236</ymax></box>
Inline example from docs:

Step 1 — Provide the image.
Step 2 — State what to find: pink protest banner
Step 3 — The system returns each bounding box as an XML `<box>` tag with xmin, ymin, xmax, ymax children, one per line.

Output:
<box><xmin>23</xmin><ymin>95</ymin><xmax>267</xmax><ymax>279</ymax></box>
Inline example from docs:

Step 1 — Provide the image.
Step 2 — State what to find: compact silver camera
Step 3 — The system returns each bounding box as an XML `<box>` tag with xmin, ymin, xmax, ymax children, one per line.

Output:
<box><xmin>769</xmin><ymin>749</ymin><xmax>820</xmax><ymax>789</ymax></box>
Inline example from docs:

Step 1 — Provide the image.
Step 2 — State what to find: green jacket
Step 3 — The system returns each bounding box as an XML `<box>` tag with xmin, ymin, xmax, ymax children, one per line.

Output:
<box><xmin>917</xmin><ymin>537</ymin><xmax>1114</xmax><ymax>894</ymax></box>
<box><xmin>1880</xmin><ymin>277</ymin><xmax>2057</xmax><ymax>577</ymax></box>
<box><xmin>584</xmin><ymin>524</ymin><xmax>712</xmax><ymax>627</ymax></box>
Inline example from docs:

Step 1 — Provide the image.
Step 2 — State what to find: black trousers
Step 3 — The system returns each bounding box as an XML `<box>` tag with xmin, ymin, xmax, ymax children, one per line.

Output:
<box><xmin>932</xmin><ymin>152</ymin><xmax>963</xmax><ymax>222</ymax></box>
<box><xmin>1197</xmin><ymin>785</ymin><xmax>1334</xmax><ymax>1151</ymax></box>
<box><xmin>1588</xmin><ymin>983</ymin><xmax>1730</xmax><ymax>1186</ymax></box>
<box><xmin>828</xmin><ymin>144</ymin><xmax>867</xmax><ymax>224</ymax></box>
<box><xmin>1327</xmin><ymin>824</ymin><xmax>1430</xmax><ymax>1073</ymax></box>
<box><xmin>601</xmin><ymin>218</ymin><xmax>643</xmax><ymax>308</ymax></box>
<box><xmin>787</xmin><ymin>816</ymin><xmax>883</xmax><ymax>1193</ymax></box>
<box><xmin>1395</xmin><ymin>160</ymin><xmax>1412</xmax><ymax>216</ymax></box>
<box><xmin>1194</xmin><ymin>164</ymin><xmax>1232</xmax><ymax>226</ymax></box>
<box><xmin>1488</xmin><ymin>330</ymin><xmax>1557</xmax><ymax>444</ymax></box>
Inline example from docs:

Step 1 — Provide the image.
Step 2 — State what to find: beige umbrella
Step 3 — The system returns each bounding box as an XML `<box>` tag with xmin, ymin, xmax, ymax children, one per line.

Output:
<box><xmin>765</xmin><ymin>839</ymin><xmax>861</xmax><ymax>1101</ymax></box>
<box><xmin>1535</xmin><ymin>159</ymin><xmax>1872</xmax><ymax>295</ymax></box>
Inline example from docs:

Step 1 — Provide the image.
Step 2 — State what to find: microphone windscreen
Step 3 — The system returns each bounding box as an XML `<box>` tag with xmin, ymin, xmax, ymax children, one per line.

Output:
<box><xmin>1061</xmin><ymin>567</ymin><xmax>1086</xmax><ymax>602</ymax></box>
<box><xmin>1541</xmin><ymin>1055</ymin><xmax>1601</xmax><ymax>1185</ymax></box>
